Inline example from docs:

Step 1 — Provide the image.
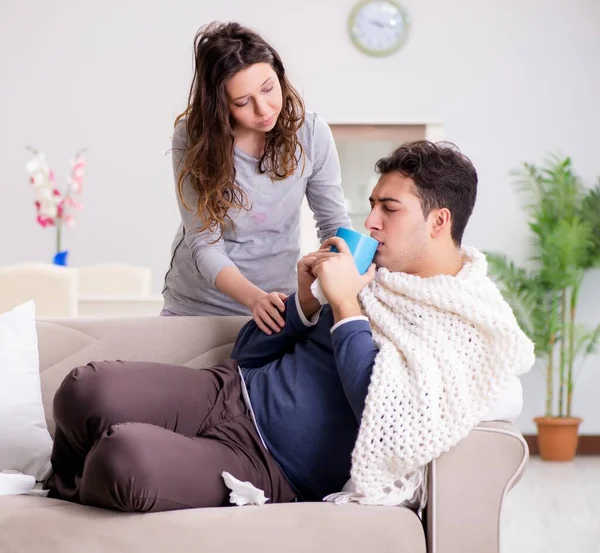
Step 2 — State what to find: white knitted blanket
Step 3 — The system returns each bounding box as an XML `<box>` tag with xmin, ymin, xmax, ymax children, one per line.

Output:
<box><xmin>324</xmin><ymin>247</ymin><xmax>535</xmax><ymax>507</ymax></box>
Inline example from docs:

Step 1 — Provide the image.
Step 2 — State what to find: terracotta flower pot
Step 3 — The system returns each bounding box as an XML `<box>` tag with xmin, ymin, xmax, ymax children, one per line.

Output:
<box><xmin>533</xmin><ymin>417</ymin><xmax>582</xmax><ymax>461</ymax></box>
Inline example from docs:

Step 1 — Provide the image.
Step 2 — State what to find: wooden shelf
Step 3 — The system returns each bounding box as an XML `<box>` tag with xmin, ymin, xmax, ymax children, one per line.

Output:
<box><xmin>330</xmin><ymin>124</ymin><xmax>427</xmax><ymax>142</ymax></box>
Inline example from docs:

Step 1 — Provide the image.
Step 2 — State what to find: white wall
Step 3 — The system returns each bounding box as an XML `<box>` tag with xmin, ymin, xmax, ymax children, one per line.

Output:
<box><xmin>1</xmin><ymin>0</ymin><xmax>598</xmax><ymax>433</ymax></box>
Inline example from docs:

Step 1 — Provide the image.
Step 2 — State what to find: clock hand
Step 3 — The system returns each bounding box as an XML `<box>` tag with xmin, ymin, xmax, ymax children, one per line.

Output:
<box><xmin>368</xmin><ymin>19</ymin><xmax>386</xmax><ymax>28</ymax></box>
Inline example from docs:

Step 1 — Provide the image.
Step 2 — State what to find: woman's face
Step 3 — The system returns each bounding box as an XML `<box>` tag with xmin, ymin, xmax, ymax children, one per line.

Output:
<box><xmin>225</xmin><ymin>62</ymin><xmax>283</xmax><ymax>133</ymax></box>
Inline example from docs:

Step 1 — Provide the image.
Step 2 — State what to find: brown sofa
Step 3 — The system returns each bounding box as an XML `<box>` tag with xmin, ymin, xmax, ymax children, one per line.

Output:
<box><xmin>0</xmin><ymin>316</ymin><xmax>529</xmax><ymax>553</ymax></box>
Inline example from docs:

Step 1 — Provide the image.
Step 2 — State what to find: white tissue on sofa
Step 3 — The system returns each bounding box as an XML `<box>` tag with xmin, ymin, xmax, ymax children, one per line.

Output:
<box><xmin>222</xmin><ymin>471</ymin><xmax>269</xmax><ymax>506</ymax></box>
<box><xmin>0</xmin><ymin>471</ymin><xmax>36</xmax><ymax>496</ymax></box>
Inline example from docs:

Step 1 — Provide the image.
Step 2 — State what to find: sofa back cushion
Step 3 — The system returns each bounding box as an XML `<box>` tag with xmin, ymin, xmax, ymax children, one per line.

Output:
<box><xmin>36</xmin><ymin>316</ymin><xmax>249</xmax><ymax>437</ymax></box>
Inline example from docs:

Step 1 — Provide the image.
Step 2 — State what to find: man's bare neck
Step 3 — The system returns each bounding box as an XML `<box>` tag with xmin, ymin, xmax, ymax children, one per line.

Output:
<box><xmin>413</xmin><ymin>248</ymin><xmax>464</xmax><ymax>279</ymax></box>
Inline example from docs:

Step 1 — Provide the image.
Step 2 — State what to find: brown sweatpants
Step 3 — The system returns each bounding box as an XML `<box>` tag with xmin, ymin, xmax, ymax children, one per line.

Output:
<box><xmin>44</xmin><ymin>359</ymin><xmax>297</xmax><ymax>512</ymax></box>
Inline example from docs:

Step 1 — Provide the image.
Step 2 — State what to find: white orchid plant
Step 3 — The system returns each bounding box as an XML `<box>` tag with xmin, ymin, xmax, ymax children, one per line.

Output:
<box><xmin>25</xmin><ymin>147</ymin><xmax>86</xmax><ymax>256</ymax></box>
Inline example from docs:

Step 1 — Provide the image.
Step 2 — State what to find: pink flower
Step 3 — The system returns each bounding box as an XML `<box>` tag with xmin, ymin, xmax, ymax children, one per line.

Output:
<box><xmin>37</xmin><ymin>200</ymin><xmax>58</xmax><ymax>219</ymax></box>
<box><xmin>70</xmin><ymin>159</ymin><xmax>85</xmax><ymax>193</ymax></box>
<box><xmin>26</xmin><ymin>146</ymin><xmax>85</xmax><ymax>253</ymax></box>
<box><xmin>64</xmin><ymin>215</ymin><xmax>75</xmax><ymax>229</ymax></box>
<box><xmin>65</xmin><ymin>196</ymin><xmax>82</xmax><ymax>210</ymax></box>
<box><xmin>36</xmin><ymin>215</ymin><xmax>54</xmax><ymax>228</ymax></box>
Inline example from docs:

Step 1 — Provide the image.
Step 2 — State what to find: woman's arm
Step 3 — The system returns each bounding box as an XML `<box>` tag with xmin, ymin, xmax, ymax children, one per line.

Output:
<box><xmin>172</xmin><ymin>121</ymin><xmax>286</xmax><ymax>332</ymax></box>
<box><xmin>215</xmin><ymin>266</ymin><xmax>269</xmax><ymax>308</ymax></box>
<box><xmin>305</xmin><ymin>115</ymin><xmax>353</xmax><ymax>241</ymax></box>
<box><xmin>172</xmin><ymin>121</ymin><xmax>236</xmax><ymax>285</ymax></box>
<box><xmin>216</xmin><ymin>267</ymin><xmax>286</xmax><ymax>334</ymax></box>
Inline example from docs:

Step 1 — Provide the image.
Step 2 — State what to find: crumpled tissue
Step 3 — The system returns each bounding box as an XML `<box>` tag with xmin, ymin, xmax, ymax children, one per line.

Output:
<box><xmin>222</xmin><ymin>471</ymin><xmax>269</xmax><ymax>506</ymax></box>
<box><xmin>310</xmin><ymin>279</ymin><xmax>329</xmax><ymax>305</ymax></box>
<box><xmin>0</xmin><ymin>470</ymin><xmax>36</xmax><ymax>496</ymax></box>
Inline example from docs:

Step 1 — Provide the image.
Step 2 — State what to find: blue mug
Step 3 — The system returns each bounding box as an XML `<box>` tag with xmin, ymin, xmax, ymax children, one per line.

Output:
<box><xmin>330</xmin><ymin>227</ymin><xmax>378</xmax><ymax>275</ymax></box>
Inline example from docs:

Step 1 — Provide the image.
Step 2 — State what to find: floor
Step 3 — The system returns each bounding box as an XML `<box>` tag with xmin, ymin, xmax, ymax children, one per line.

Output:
<box><xmin>501</xmin><ymin>456</ymin><xmax>600</xmax><ymax>553</ymax></box>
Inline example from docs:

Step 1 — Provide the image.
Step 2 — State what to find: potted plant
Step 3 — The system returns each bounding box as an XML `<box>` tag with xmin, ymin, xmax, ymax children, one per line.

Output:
<box><xmin>25</xmin><ymin>147</ymin><xmax>86</xmax><ymax>266</ymax></box>
<box><xmin>486</xmin><ymin>155</ymin><xmax>600</xmax><ymax>461</ymax></box>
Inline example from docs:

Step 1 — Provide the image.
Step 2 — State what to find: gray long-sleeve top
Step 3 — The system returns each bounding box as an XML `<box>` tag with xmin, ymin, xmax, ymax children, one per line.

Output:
<box><xmin>162</xmin><ymin>112</ymin><xmax>352</xmax><ymax>316</ymax></box>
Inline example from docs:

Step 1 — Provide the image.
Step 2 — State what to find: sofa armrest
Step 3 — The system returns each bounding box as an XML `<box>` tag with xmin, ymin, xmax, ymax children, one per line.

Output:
<box><xmin>426</xmin><ymin>422</ymin><xmax>528</xmax><ymax>553</ymax></box>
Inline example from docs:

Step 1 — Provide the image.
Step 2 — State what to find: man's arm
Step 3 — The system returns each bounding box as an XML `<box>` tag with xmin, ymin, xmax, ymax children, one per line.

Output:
<box><xmin>310</xmin><ymin>236</ymin><xmax>379</xmax><ymax>419</ymax></box>
<box><xmin>330</xmin><ymin>318</ymin><xmax>378</xmax><ymax>421</ymax></box>
<box><xmin>232</xmin><ymin>292</ymin><xmax>322</xmax><ymax>368</ymax></box>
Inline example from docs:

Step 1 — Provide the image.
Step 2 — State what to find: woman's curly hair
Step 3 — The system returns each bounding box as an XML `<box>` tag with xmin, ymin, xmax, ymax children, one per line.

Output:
<box><xmin>175</xmin><ymin>21</ymin><xmax>305</xmax><ymax>238</ymax></box>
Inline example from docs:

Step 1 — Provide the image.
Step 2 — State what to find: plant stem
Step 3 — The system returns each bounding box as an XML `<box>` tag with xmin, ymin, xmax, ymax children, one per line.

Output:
<box><xmin>567</xmin><ymin>281</ymin><xmax>580</xmax><ymax>417</ymax></box>
<box><xmin>546</xmin><ymin>292</ymin><xmax>560</xmax><ymax>417</ymax></box>
<box><xmin>56</xmin><ymin>218</ymin><xmax>62</xmax><ymax>254</ymax></box>
<box><xmin>547</xmin><ymin>334</ymin><xmax>555</xmax><ymax>416</ymax></box>
<box><xmin>558</xmin><ymin>288</ymin><xmax>568</xmax><ymax>417</ymax></box>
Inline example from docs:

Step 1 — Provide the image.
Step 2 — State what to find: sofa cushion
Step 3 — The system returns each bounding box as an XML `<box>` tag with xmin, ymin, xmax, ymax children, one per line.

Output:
<box><xmin>0</xmin><ymin>496</ymin><xmax>426</xmax><ymax>553</ymax></box>
<box><xmin>36</xmin><ymin>316</ymin><xmax>250</xmax><ymax>436</ymax></box>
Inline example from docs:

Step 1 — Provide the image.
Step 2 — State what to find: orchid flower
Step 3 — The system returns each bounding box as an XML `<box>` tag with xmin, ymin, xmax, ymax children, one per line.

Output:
<box><xmin>25</xmin><ymin>146</ymin><xmax>86</xmax><ymax>254</ymax></box>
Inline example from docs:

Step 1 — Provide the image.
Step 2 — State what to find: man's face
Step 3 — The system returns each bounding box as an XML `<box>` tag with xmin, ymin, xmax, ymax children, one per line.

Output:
<box><xmin>365</xmin><ymin>172</ymin><xmax>434</xmax><ymax>274</ymax></box>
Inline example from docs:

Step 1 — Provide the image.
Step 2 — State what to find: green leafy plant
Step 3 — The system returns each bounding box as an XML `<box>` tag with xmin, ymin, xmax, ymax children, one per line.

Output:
<box><xmin>486</xmin><ymin>155</ymin><xmax>600</xmax><ymax>418</ymax></box>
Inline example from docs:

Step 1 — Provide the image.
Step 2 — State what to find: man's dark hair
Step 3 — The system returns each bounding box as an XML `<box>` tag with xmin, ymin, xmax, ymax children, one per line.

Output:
<box><xmin>375</xmin><ymin>140</ymin><xmax>478</xmax><ymax>245</ymax></box>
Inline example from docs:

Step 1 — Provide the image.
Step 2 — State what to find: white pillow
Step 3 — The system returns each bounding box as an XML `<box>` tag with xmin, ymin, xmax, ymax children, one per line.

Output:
<box><xmin>0</xmin><ymin>301</ymin><xmax>52</xmax><ymax>481</ymax></box>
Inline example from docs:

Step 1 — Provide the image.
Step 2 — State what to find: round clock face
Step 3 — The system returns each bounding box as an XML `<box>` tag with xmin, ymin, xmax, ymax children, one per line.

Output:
<box><xmin>348</xmin><ymin>0</ymin><xmax>410</xmax><ymax>57</ymax></box>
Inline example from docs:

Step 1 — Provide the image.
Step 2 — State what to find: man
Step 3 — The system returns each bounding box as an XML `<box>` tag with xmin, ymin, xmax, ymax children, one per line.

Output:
<box><xmin>47</xmin><ymin>141</ymin><xmax>533</xmax><ymax>512</ymax></box>
<box><xmin>232</xmin><ymin>139</ymin><xmax>533</xmax><ymax>507</ymax></box>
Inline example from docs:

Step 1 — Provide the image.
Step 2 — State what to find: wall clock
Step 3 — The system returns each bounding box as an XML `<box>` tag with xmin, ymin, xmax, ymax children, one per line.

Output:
<box><xmin>348</xmin><ymin>0</ymin><xmax>410</xmax><ymax>57</ymax></box>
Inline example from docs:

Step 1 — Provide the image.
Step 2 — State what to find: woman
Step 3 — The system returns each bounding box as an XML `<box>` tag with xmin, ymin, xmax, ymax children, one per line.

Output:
<box><xmin>162</xmin><ymin>21</ymin><xmax>351</xmax><ymax>334</ymax></box>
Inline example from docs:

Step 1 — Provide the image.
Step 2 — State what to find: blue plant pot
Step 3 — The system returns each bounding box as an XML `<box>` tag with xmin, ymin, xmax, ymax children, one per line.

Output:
<box><xmin>53</xmin><ymin>250</ymin><xmax>69</xmax><ymax>266</ymax></box>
